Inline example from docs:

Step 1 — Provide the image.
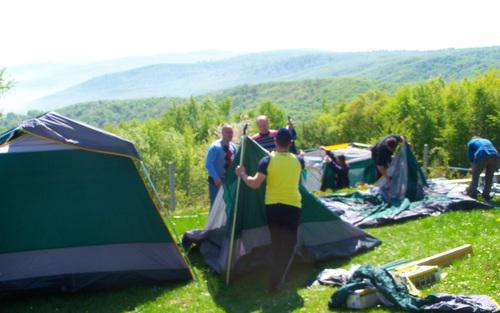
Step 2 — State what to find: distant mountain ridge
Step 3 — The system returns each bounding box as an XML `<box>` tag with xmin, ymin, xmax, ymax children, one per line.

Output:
<box><xmin>29</xmin><ymin>47</ymin><xmax>500</xmax><ymax>110</ymax></box>
<box><xmin>0</xmin><ymin>76</ymin><xmax>390</xmax><ymax>130</ymax></box>
<box><xmin>0</xmin><ymin>50</ymin><xmax>243</xmax><ymax>113</ymax></box>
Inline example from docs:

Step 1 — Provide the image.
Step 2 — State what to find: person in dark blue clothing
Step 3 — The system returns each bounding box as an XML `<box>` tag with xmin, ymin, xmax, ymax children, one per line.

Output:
<box><xmin>320</xmin><ymin>146</ymin><xmax>350</xmax><ymax>189</ymax></box>
<box><xmin>465</xmin><ymin>137</ymin><xmax>499</xmax><ymax>201</ymax></box>
<box><xmin>371</xmin><ymin>134</ymin><xmax>404</xmax><ymax>179</ymax></box>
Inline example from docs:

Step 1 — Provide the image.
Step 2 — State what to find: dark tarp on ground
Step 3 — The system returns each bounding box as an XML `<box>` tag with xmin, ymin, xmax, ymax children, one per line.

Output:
<box><xmin>329</xmin><ymin>265</ymin><xmax>499</xmax><ymax>312</ymax></box>
<box><xmin>320</xmin><ymin>179</ymin><xmax>493</xmax><ymax>228</ymax></box>
<box><xmin>320</xmin><ymin>142</ymin><xmax>493</xmax><ymax>228</ymax></box>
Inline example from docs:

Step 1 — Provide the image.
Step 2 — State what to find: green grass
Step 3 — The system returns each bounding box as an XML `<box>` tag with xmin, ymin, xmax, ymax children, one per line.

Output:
<box><xmin>2</xmin><ymin>203</ymin><xmax>499</xmax><ymax>313</ymax></box>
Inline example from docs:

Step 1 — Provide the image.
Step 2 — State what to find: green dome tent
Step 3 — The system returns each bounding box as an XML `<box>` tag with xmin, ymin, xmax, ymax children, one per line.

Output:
<box><xmin>183</xmin><ymin>137</ymin><xmax>381</xmax><ymax>284</ymax></box>
<box><xmin>302</xmin><ymin>143</ymin><xmax>377</xmax><ymax>192</ymax></box>
<box><xmin>0</xmin><ymin>112</ymin><xmax>192</xmax><ymax>296</ymax></box>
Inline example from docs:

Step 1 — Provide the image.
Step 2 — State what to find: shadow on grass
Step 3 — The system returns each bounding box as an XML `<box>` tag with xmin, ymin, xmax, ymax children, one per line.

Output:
<box><xmin>195</xmin><ymin>251</ymin><xmax>374</xmax><ymax>313</ymax></box>
<box><xmin>0</xmin><ymin>280</ymin><xmax>191</xmax><ymax>313</ymax></box>
<box><xmin>202</xmin><ymin>263</ymin><xmax>305</xmax><ymax>313</ymax></box>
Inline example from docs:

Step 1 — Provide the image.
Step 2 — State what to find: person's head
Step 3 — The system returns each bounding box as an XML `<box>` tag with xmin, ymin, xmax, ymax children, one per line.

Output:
<box><xmin>274</xmin><ymin>128</ymin><xmax>293</xmax><ymax>150</ymax></box>
<box><xmin>336</xmin><ymin>155</ymin><xmax>347</xmax><ymax>165</ymax></box>
<box><xmin>256</xmin><ymin>115</ymin><xmax>270</xmax><ymax>134</ymax></box>
<box><xmin>385</xmin><ymin>137</ymin><xmax>398</xmax><ymax>152</ymax></box>
<box><xmin>221</xmin><ymin>124</ymin><xmax>234</xmax><ymax>142</ymax></box>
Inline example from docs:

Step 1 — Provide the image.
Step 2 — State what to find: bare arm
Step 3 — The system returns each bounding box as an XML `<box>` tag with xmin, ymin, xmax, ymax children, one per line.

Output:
<box><xmin>235</xmin><ymin>165</ymin><xmax>266</xmax><ymax>189</ymax></box>
<box><xmin>377</xmin><ymin>165</ymin><xmax>388</xmax><ymax>178</ymax></box>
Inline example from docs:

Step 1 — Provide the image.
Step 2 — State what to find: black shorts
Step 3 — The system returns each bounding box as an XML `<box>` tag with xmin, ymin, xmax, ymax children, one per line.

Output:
<box><xmin>266</xmin><ymin>203</ymin><xmax>300</xmax><ymax>230</ymax></box>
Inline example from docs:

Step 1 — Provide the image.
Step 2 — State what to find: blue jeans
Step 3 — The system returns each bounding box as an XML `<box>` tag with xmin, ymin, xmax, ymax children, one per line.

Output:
<box><xmin>208</xmin><ymin>181</ymin><xmax>220</xmax><ymax>209</ymax></box>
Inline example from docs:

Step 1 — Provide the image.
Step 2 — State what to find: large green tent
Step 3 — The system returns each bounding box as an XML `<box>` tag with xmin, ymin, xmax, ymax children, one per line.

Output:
<box><xmin>183</xmin><ymin>137</ymin><xmax>380</xmax><ymax>283</ymax></box>
<box><xmin>0</xmin><ymin>112</ymin><xmax>192</xmax><ymax>296</ymax></box>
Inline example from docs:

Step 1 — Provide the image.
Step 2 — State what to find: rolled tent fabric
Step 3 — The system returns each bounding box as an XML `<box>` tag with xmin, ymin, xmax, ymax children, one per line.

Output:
<box><xmin>328</xmin><ymin>265</ymin><xmax>499</xmax><ymax>313</ymax></box>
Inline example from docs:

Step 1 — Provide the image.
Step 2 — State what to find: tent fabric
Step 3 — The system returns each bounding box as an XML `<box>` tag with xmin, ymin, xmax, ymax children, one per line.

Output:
<box><xmin>302</xmin><ymin>145</ymin><xmax>376</xmax><ymax>192</ymax></box>
<box><xmin>0</xmin><ymin>134</ymin><xmax>72</xmax><ymax>154</ymax></box>
<box><xmin>319</xmin><ymin>143</ymin><xmax>493</xmax><ymax>228</ymax></box>
<box><xmin>328</xmin><ymin>265</ymin><xmax>499</xmax><ymax>312</ymax></box>
<box><xmin>0</xmin><ymin>114</ymin><xmax>192</xmax><ymax>296</ymax></box>
<box><xmin>376</xmin><ymin>142</ymin><xmax>427</xmax><ymax>203</ymax></box>
<box><xmin>321</xmin><ymin>187</ymin><xmax>492</xmax><ymax>228</ymax></box>
<box><xmin>1</xmin><ymin>112</ymin><xmax>140</xmax><ymax>160</ymax></box>
<box><xmin>183</xmin><ymin>137</ymin><xmax>381</xmax><ymax>277</ymax></box>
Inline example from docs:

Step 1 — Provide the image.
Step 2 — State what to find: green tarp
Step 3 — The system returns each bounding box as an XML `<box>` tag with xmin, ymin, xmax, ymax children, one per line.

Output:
<box><xmin>321</xmin><ymin>190</ymin><xmax>492</xmax><ymax>228</ymax></box>
<box><xmin>322</xmin><ymin>157</ymin><xmax>376</xmax><ymax>190</ymax></box>
<box><xmin>321</xmin><ymin>143</ymin><xmax>492</xmax><ymax>228</ymax></box>
<box><xmin>183</xmin><ymin>137</ymin><xmax>381</xmax><ymax>279</ymax></box>
<box><xmin>329</xmin><ymin>265</ymin><xmax>499</xmax><ymax>312</ymax></box>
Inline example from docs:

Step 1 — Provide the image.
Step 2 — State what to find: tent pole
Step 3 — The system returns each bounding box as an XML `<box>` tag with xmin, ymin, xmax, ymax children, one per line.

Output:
<box><xmin>225</xmin><ymin>133</ymin><xmax>247</xmax><ymax>286</ymax></box>
<box><xmin>139</xmin><ymin>161</ymin><xmax>197</xmax><ymax>280</ymax></box>
<box><xmin>277</xmin><ymin>244</ymin><xmax>297</xmax><ymax>289</ymax></box>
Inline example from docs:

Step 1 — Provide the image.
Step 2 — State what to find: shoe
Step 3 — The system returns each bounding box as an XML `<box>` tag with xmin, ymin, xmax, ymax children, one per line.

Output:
<box><xmin>265</xmin><ymin>279</ymin><xmax>283</xmax><ymax>293</ymax></box>
<box><xmin>482</xmin><ymin>195</ymin><xmax>493</xmax><ymax>202</ymax></box>
<box><xmin>466</xmin><ymin>191</ymin><xmax>478</xmax><ymax>199</ymax></box>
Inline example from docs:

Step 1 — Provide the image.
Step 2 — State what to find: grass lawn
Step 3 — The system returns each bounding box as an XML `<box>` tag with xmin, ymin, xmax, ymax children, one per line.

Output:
<box><xmin>2</xmin><ymin>201</ymin><xmax>499</xmax><ymax>313</ymax></box>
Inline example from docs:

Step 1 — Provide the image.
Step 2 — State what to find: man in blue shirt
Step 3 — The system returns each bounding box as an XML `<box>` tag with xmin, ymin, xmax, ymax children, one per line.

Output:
<box><xmin>205</xmin><ymin>125</ymin><xmax>238</xmax><ymax>208</ymax></box>
<box><xmin>466</xmin><ymin>137</ymin><xmax>499</xmax><ymax>201</ymax></box>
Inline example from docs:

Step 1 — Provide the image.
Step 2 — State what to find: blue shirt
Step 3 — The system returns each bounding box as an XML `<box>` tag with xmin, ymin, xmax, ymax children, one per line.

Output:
<box><xmin>467</xmin><ymin>138</ymin><xmax>498</xmax><ymax>164</ymax></box>
<box><xmin>205</xmin><ymin>140</ymin><xmax>238</xmax><ymax>181</ymax></box>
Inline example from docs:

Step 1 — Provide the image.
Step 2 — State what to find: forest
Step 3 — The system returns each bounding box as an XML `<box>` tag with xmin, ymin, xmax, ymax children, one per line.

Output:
<box><xmin>1</xmin><ymin>68</ymin><xmax>498</xmax><ymax>209</ymax></box>
<box><xmin>103</xmin><ymin>69</ymin><xmax>499</xmax><ymax>209</ymax></box>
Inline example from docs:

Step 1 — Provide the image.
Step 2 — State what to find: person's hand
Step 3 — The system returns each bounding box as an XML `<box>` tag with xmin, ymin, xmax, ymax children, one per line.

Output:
<box><xmin>214</xmin><ymin>179</ymin><xmax>222</xmax><ymax>188</ymax></box>
<box><xmin>235</xmin><ymin>165</ymin><xmax>246</xmax><ymax>177</ymax></box>
<box><xmin>319</xmin><ymin>146</ymin><xmax>326</xmax><ymax>151</ymax></box>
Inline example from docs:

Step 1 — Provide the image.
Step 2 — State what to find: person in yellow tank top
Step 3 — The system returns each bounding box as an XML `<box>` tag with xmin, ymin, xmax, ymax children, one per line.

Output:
<box><xmin>236</xmin><ymin>128</ymin><xmax>304</xmax><ymax>291</ymax></box>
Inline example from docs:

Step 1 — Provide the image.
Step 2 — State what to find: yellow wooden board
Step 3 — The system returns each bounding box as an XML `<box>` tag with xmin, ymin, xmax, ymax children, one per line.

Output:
<box><xmin>324</xmin><ymin>143</ymin><xmax>350</xmax><ymax>151</ymax></box>
<box><xmin>394</xmin><ymin>244</ymin><xmax>473</xmax><ymax>270</ymax></box>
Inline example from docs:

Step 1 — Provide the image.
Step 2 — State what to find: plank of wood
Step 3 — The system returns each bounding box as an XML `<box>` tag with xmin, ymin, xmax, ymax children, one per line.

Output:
<box><xmin>394</xmin><ymin>244</ymin><xmax>473</xmax><ymax>270</ymax></box>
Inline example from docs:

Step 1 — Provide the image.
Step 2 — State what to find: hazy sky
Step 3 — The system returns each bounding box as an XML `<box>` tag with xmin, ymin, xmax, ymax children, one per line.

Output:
<box><xmin>1</xmin><ymin>0</ymin><xmax>499</xmax><ymax>65</ymax></box>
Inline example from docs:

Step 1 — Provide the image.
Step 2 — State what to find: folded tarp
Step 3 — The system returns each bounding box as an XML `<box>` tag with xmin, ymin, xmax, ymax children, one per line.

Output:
<box><xmin>320</xmin><ymin>180</ymin><xmax>493</xmax><ymax>228</ymax></box>
<box><xmin>328</xmin><ymin>265</ymin><xmax>499</xmax><ymax>312</ymax></box>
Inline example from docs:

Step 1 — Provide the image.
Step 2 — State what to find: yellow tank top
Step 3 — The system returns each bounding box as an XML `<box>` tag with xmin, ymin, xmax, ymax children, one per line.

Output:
<box><xmin>265</xmin><ymin>151</ymin><xmax>302</xmax><ymax>208</ymax></box>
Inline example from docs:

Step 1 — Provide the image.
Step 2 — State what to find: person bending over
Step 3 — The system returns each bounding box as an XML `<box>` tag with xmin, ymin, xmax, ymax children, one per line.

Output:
<box><xmin>371</xmin><ymin>134</ymin><xmax>404</xmax><ymax>179</ymax></box>
<box><xmin>465</xmin><ymin>136</ymin><xmax>499</xmax><ymax>201</ymax></box>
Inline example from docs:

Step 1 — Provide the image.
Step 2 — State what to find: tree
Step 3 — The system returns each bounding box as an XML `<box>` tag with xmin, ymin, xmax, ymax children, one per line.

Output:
<box><xmin>0</xmin><ymin>68</ymin><xmax>13</xmax><ymax>118</ymax></box>
<box><xmin>0</xmin><ymin>69</ymin><xmax>12</xmax><ymax>96</ymax></box>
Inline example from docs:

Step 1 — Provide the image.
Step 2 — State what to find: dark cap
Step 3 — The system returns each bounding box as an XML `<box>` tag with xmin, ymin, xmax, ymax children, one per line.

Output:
<box><xmin>276</xmin><ymin>128</ymin><xmax>292</xmax><ymax>144</ymax></box>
